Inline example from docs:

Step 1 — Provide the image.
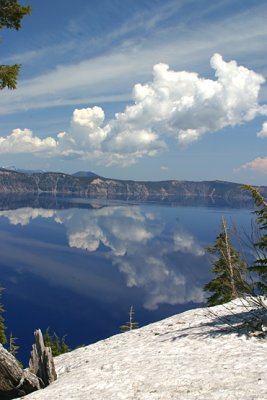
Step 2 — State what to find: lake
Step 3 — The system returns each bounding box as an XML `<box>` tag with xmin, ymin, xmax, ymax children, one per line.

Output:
<box><xmin>0</xmin><ymin>194</ymin><xmax>255</xmax><ymax>365</ymax></box>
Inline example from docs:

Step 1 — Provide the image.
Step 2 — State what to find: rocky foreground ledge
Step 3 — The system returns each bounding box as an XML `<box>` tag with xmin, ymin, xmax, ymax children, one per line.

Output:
<box><xmin>21</xmin><ymin>300</ymin><xmax>267</xmax><ymax>400</ymax></box>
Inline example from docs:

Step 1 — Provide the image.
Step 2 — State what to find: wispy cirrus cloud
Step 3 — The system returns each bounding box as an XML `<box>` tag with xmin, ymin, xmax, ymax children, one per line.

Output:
<box><xmin>0</xmin><ymin>1</ymin><xmax>266</xmax><ymax>116</ymax></box>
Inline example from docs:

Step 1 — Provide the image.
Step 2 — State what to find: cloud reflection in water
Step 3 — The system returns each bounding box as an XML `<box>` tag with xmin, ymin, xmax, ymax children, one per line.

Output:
<box><xmin>0</xmin><ymin>204</ymin><xmax>207</xmax><ymax>309</ymax></box>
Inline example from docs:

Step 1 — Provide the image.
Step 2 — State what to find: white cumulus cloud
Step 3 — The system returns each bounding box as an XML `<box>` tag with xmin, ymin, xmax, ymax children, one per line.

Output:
<box><xmin>0</xmin><ymin>129</ymin><xmax>56</xmax><ymax>154</ymax></box>
<box><xmin>238</xmin><ymin>157</ymin><xmax>267</xmax><ymax>174</ymax></box>
<box><xmin>257</xmin><ymin>121</ymin><xmax>267</xmax><ymax>138</ymax></box>
<box><xmin>0</xmin><ymin>54</ymin><xmax>266</xmax><ymax>165</ymax></box>
<box><xmin>236</xmin><ymin>121</ymin><xmax>267</xmax><ymax>174</ymax></box>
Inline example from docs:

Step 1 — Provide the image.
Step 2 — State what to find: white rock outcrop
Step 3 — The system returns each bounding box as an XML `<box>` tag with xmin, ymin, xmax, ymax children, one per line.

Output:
<box><xmin>22</xmin><ymin>299</ymin><xmax>267</xmax><ymax>400</ymax></box>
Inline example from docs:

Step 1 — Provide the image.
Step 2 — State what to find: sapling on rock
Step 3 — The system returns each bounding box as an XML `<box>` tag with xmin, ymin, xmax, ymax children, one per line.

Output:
<box><xmin>120</xmin><ymin>306</ymin><xmax>140</xmax><ymax>332</ymax></box>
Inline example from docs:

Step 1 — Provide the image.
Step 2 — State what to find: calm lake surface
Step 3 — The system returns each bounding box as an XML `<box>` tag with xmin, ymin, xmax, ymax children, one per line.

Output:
<box><xmin>0</xmin><ymin>195</ymin><xmax>255</xmax><ymax>364</ymax></box>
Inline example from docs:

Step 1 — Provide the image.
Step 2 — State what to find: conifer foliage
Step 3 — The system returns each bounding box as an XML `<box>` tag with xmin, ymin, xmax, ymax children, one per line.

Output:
<box><xmin>9</xmin><ymin>332</ymin><xmax>19</xmax><ymax>356</ymax></box>
<box><xmin>242</xmin><ymin>185</ymin><xmax>267</xmax><ymax>293</ymax></box>
<box><xmin>0</xmin><ymin>287</ymin><xmax>7</xmax><ymax>345</ymax></box>
<box><xmin>204</xmin><ymin>217</ymin><xmax>249</xmax><ymax>306</ymax></box>
<box><xmin>43</xmin><ymin>327</ymin><xmax>70</xmax><ymax>357</ymax></box>
<box><xmin>120</xmin><ymin>306</ymin><xmax>139</xmax><ymax>332</ymax></box>
<box><xmin>0</xmin><ymin>0</ymin><xmax>31</xmax><ymax>90</ymax></box>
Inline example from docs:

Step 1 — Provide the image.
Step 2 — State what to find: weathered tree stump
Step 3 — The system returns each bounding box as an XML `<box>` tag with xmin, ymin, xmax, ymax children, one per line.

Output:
<box><xmin>29</xmin><ymin>329</ymin><xmax>57</xmax><ymax>386</ymax></box>
<box><xmin>0</xmin><ymin>344</ymin><xmax>40</xmax><ymax>399</ymax></box>
<box><xmin>0</xmin><ymin>329</ymin><xmax>57</xmax><ymax>399</ymax></box>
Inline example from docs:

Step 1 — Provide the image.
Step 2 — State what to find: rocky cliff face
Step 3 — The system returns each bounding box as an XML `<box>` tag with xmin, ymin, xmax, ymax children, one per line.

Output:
<box><xmin>0</xmin><ymin>169</ymin><xmax>265</xmax><ymax>205</ymax></box>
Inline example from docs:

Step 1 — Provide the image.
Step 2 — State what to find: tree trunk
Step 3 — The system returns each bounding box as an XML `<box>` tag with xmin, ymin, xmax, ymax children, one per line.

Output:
<box><xmin>0</xmin><ymin>329</ymin><xmax>57</xmax><ymax>399</ymax></box>
<box><xmin>222</xmin><ymin>216</ymin><xmax>238</xmax><ymax>298</ymax></box>
<box><xmin>29</xmin><ymin>329</ymin><xmax>57</xmax><ymax>386</ymax></box>
<box><xmin>0</xmin><ymin>344</ymin><xmax>40</xmax><ymax>399</ymax></box>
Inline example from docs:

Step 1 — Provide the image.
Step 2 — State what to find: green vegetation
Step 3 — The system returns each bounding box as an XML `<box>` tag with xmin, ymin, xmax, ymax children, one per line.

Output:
<box><xmin>43</xmin><ymin>327</ymin><xmax>70</xmax><ymax>357</ymax></box>
<box><xmin>205</xmin><ymin>186</ymin><xmax>267</xmax><ymax>307</ymax></box>
<box><xmin>204</xmin><ymin>217</ymin><xmax>250</xmax><ymax>306</ymax></box>
<box><xmin>9</xmin><ymin>332</ymin><xmax>23</xmax><ymax>367</ymax></box>
<box><xmin>242</xmin><ymin>185</ymin><xmax>267</xmax><ymax>294</ymax></box>
<box><xmin>0</xmin><ymin>287</ymin><xmax>70</xmax><ymax>362</ymax></box>
<box><xmin>120</xmin><ymin>306</ymin><xmax>139</xmax><ymax>332</ymax></box>
<box><xmin>0</xmin><ymin>287</ymin><xmax>7</xmax><ymax>344</ymax></box>
<box><xmin>0</xmin><ymin>0</ymin><xmax>31</xmax><ymax>90</ymax></box>
<box><xmin>0</xmin><ymin>288</ymin><xmax>23</xmax><ymax>366</ymax></box>
<box><xmin>9</xmin><ymin>332</ymin><xmax>19</xmax><ymax>356</ymax></box>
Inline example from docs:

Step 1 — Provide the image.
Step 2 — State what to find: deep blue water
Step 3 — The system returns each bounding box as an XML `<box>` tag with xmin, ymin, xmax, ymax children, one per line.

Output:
<box><xmin>0</xmin><ymin>196</ymin><xmax>255</xmax><ymax>365</ymax></box>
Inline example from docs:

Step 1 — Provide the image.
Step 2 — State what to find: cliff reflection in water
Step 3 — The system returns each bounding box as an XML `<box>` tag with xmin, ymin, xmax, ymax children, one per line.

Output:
<box><xmin>0</xmin><ymin>190</ymin><xmax>256</xmax><ymax>211</ymax></box>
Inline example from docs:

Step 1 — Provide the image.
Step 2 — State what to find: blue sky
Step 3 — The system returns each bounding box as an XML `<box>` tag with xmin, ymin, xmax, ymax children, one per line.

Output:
<box><xmin>0</xmin><ymin>0</ymin><xmax>267</xmax><ymax>184</ymax></box>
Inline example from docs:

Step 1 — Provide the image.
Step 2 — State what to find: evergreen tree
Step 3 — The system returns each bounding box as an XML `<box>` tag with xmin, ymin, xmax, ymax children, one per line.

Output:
<box><xmin>60</xmin><ymin>335</ymin><xmax>70</xmax><ymax>354</ymax></box>
<box><xmin>44</xmin><ymin>327</ymin><xmax>70</xmax><ymax>356</ymax></box>
<box><xmin>120</xmin><ymin>306</ymin><xmax>139</xmax><ymax>332</ymax></box>
<box><xmin>51</xmin><ymin>333</ymin><xmax>61</xmax><ymax>357</ymax></box>
<box><xmin>43</xmin><ymin>327</ymin><xmax>53</xmax><ymax>348</ymax></box>
<box><xmin>0</xmin><ymin>287</ymin><xmax>7</xmax><ymax>345</ymax></box>
<box><xmin>242</xmin><ymin>185</ymin><xmax>267</xmax><ymax>293</ymax></box>
<box><xmin>204</xmin><ymin>217</ymin><xmax>249</xmax><ymax>306</ymax></box>
<box><xmin>9</xmin><ymin>332</ymin><xmax>19</xmax><ymax>356</ymax></box>
<box><xmin>0</xmin><ymin>0</ymin><xmax>31</xmax><ymax>90</ymax></box>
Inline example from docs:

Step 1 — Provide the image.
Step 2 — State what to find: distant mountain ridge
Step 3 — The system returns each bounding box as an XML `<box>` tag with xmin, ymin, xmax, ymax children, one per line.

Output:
<box><xmin>0</xmin><ymin>168</ymin><xmax>265</xmax><ymax>206</ymax></box>
<box><xmin>0</xmin><ymin>166</ymin><xmax>46</xmax><ymax>174</ymax></box>
<box><xmin>1</xmin><ymin>167</ymin><xmax>101</xmax><ymax>177</ymax></box>
<box><xmin>72</xmin><ymin>171</ymin><xmax>101</xmax><ymax>178</ymax></box>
